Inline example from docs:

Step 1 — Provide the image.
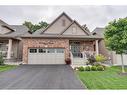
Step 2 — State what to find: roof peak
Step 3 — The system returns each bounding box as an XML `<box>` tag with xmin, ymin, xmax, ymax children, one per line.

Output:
<box><xmin>60</xmin><ymin>20</ymin><xmax>90</xmax><ymax>35</ymax></box>
<box><xmin>41</xmin><ymin>12</ymin><xmax>73</xmax><ymax>34</ymax></box>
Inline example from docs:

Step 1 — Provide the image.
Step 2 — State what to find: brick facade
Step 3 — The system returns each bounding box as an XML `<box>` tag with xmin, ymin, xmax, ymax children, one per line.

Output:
<box><xmin>80</xmin><ymin>41</ymin><xmax>94</xmax><ymax>52</ymax></box>
<box><xmin>22</xmin><ymin>38</ymin><xmax>70</xmax><ymax>64</ymax></box>
<box><xmin>22</xmin><ymin>38</ymin><xmax>95</xmax><ymax>64</ymax></box>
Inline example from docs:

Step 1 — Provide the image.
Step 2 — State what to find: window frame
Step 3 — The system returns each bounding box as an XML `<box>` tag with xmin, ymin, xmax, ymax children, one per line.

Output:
<box><xmin>47</xmin><ymin>48</ymin><xmax>55</xmax><ymax>53</ymax></box>
<box><xmin>38</xmin><ymin>48</ymin><xmax>46</xmax><ymax>53</ymax></box>
<box><xmin>56</xmin><ymin>49</ymin><xmax>64</xmax><ymax>53</ymax></box>
<box><xmin>29</xmin><ymin>49</ymin><xmax>37</xmax><ymax>53</ymax></box>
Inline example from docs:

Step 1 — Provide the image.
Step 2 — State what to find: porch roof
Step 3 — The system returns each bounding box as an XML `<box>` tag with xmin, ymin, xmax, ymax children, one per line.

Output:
<box><xmin>0</xmin><ymin>25</ymin><xmax>29</xmax><ymax>40</ymax></box>
<box><xmin>0</xmin><ymin>35</ymin><xmax>20</xmax><ymax>40</ymax></box>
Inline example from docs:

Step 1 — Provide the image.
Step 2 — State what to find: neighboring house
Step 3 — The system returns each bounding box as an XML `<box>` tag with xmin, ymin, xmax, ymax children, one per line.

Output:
<box><xmin>92</xmin><ymin>27</ymin><xmax>127</xmax><ymax>65</ymax></box>
<box><xmin>0</xmin><ymin>19</ymin><xmax>29</xmax><ymax>61</ymax></box>
<box><xmin>21</xmin><ymin>12</ymin><xmax>102</xmax><ymax>65</ymax></box>
<box><xmin>92</xmin><ymin>27</ymin><xmax>112</xmax><ymax>58</ymax></box>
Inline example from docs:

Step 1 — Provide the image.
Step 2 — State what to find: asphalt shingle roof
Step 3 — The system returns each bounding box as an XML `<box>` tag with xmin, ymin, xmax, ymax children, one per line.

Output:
<box><xmin>0</xmin><ymin>19</ymin><xmax>14</xmax><ymax>31</ymax></box>
<box><xmin>3</xmin><ymin>25</ymin><xmax>29</xmax><ymax>37</ymax></box>
<box><xmin>92</xmin><ymin>27</ymin><xmax>105</xmax><ymax>38</ymax></box>
<box><xmin>0</xmin><ymin>19</ymin><xmax>29</xmax><ymax>38</ymax></box>
<box><xmin>33</xmin><ymin>28</ymin><xmax>45</xmax><ymax>35</ymax></box>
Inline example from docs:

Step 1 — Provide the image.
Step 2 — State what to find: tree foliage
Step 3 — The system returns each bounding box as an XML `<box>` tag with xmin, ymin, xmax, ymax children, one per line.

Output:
<box><xmin>23</xmin><ymin>21</ymin><xmax>49</xmax><ymax>33</ymax></box>
<box><xmin>104</xmin><ymin>17</ymin><xmax>127</xmax><ymax>73</ymax></box>
<box><xmin>104</xmin><ymin>18</ymin><xmax>127</xmax><ymax>54</ymax></box>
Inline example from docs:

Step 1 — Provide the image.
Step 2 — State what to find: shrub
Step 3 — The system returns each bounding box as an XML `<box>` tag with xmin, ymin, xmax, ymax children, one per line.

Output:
<box><xmin>85</xmin><ymin>66</ymin><xmax>91</xmax><ymax>71</ymax></box>
<box><xmin>94</xmin><ymin>62</ymin><xmax>101</xmax><ymax>66</ymax></box>
<box><xmin>102</xmin><ymin>65</ymin><xmax>106</xmax><ymax>69</ymax></box>
<box><xmin>97</xmin><ymin>66</ymin><xmax>105</xmax><ymax>71</ymax></box>
<box><xmin>87</xmin><ymin>55</ymin><xmax>96</xmax><ymax>65</ymax></box>
<box><xmin>94</xmin><ymin>62</ymin><xmax>106</xmax><ymax>69</ymax></box>
<box><xmin>78</xmin><ymin>66</ymin><xmax>85</xmax><ymax>71</ymax></box>
<box><xmin>0</xmin><ymin>52</ymin><xmax>4</xmax><ymax>65</ymax></box>
<box><xmin>95</xmin><ymin>54</ymin><xmax>106</xmax><ymax>62</ymax></box>
<box><xmin>91</xmin><ymin>66</ymin><xmax>97</xmax><ymax>71</ymax></box>
<box><xmin>74</xmin><ymin>67</ymin><xmax>78</xmax><ymax>70</ymax></box>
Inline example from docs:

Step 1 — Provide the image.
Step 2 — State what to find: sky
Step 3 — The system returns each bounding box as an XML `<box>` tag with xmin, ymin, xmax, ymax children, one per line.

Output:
<box><xmin>0</xmin><ymin>5</ymin><xmax>127</xmax><ymax>31</ymax></box>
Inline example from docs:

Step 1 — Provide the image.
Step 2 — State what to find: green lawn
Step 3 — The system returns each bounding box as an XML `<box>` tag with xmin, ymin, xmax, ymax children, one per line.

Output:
<box><xmin>76</xmin><ymin>66</ymin><xmax>127</xmax><ymax>89</ymax></box>
<box><xmin>0</xmin><ymin>65</ymin><xmax>17</xmax><ymax>72</ymax></box>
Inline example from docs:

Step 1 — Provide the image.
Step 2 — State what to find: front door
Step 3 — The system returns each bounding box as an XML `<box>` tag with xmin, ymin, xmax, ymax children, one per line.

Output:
<box><xmin>70</xmin><ymin>42</ymin><xmax>81</xmax><ymax>57</ymax></box>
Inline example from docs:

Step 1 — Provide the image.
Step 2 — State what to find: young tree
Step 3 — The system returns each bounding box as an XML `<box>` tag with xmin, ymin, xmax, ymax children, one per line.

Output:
<box><xmin>23</xmin><ymin>21</ymin><xmax>34</xmax><ymax>32</ymax></box>
<box><xmin>39</xmin><ymin>21</ymin><xmax>49</xmax><ymax>28</ymax></box>
<box><xmin>104</xmin><ymin>18</ymin><xmax>127</xmax><ymax>73</ymax></box>
<box><xmin>23</xmin><ymin>21</ymin><xmax>49</xmax><ymax>33</ymax></box>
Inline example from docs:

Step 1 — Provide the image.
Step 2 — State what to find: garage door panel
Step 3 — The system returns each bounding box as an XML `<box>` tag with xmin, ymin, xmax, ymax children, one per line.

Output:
<box><xmin>55</xmin><ymin>53</ymin><xmax>65</xmax><ymax>64</ymax></box>
<box><xmin>28</xmin><ymin>48</ymin><xmax>65</xmax><ymax>64</ymax></box>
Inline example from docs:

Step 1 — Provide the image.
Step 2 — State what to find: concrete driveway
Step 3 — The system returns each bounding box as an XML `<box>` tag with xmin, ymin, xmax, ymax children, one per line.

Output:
<box><xmin>0</xmin><ymin>65</ymin><xmax>85</xmax><ymax>89</ymax></box>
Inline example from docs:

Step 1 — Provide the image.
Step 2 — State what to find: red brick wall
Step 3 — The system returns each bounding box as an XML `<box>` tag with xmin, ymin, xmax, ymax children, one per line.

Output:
<box><xmin>22</xmin><ymin>38</ymin><xmax>69</xmax><ymax>64</ymax></box>
<box><xmin>80</xmin><ymin>41</ymin><xmax>94</xmax><ymax>52</ymax></box>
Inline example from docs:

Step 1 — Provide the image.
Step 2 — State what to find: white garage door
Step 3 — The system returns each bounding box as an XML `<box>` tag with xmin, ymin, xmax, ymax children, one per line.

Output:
<box><xmin>28</xmin><ymin>48</ymin><xmax>65</xmax><ymax>64</ymax></box>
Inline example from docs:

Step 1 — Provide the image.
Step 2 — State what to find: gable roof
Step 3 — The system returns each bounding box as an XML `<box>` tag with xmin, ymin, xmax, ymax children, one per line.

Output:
<box><xmin>92</xmin><ymin>27</ymin><xmax>105</xmax><ymax>38</ymax></box>
<box><xmin>41</xmin><ymin>12</ymin><xmax>73</xmax><ymax>34</ymax></box>
<box><xmin>1</xmin><ymin>25</ymin><xmax>29</xmax><ymax>37</ymax></box>
<box><xmin>33</xmin><ymin>28</ymin><xmax>45</xmax><ymax>35</ymax></box>
<box><xmin>0</xmin><ymin>19</ymin><xmax>14</xmax><ymax>31</ymax></box>
<box><xmin>60</xmin><ymin>20</ymin><xmax>90</xmax><ymax>35</ymax></box>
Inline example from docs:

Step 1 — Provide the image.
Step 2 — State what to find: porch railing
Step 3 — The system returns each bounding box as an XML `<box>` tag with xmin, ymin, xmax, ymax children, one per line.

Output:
<box><xmin>70</xmin><ymin>51</ymin><xmax>73</xmax><ymax>64</ymax></box>
<box><xmin>72</xmin><ymin>52</ymin><xmax>83</xmax><ymax>58</ymax></box>
<box><xmin>0</xmin><ymin>50</ymin><xmax>14</xmax><ymax>58</ymax></box>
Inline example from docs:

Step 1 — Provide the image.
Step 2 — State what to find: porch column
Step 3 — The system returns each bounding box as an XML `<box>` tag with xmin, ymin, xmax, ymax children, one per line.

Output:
<box><xmin>70</xmin><ymin>45</ymin><xmax>71</xmax><ymax>50</ymax></box>
<box><xmin>7</xmin><ymin>39</ymin><xmax>12</xmax><ymax>59</ymax></box>
<box><xmin>95</xmin><ymin>40</ymin><xmax>99</xmax><ymax>55</ymax></box>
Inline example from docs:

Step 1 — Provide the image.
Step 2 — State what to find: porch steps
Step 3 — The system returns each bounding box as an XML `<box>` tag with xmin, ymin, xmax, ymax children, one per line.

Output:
<box><xmin>4</xmin><ymin>58</ymin><xmax>22</xmax><ymax>62</ymax></box>
<box><xmin>73</xmin><ymin>58</ymin><xmax>87</xmax><ymax>65</ymax></box>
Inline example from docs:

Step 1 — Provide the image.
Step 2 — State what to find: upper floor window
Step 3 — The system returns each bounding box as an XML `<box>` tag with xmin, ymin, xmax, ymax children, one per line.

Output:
<box><xmin>62</xmin><ymin>19</ymin><xmax>66</xmax><ymax>26</ymax></box>
<box><xmin>72</xmin><ymin>27</ymin><xmax>76</xmax><ymax>34</ymax></box>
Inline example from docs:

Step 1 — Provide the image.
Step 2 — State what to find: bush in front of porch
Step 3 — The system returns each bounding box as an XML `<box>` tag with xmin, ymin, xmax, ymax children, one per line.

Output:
<box><xmin>86</xmin><ymin>54</ymin><xmax>107</xmax><ymax>65</ymax></box>
<box><xmin>75</xmin><ymin>54</ymin><xmax>107</xmax><ymax>71</ymax></box>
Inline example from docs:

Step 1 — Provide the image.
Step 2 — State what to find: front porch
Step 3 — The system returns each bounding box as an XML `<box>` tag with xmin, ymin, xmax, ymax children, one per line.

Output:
<box><xmin>69</xmin><ymin>39</ymin><xmax>99</xmax><ymax>66</ymax></box>
<box><xmin>0</xmin><ymin>38</ymin><xmax>22</xmax><ymax>62</ymax></box>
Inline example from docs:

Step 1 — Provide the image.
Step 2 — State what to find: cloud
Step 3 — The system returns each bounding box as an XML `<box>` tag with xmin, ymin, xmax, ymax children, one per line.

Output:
<box><xmin>0</xmin><ymin>5</ymin><xmax>127</xmax><ymax>31</ymax></box>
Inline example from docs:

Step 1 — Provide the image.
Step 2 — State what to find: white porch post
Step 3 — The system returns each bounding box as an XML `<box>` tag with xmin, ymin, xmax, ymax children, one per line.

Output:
<box><xmin>70</xmin><ymin>45</ymin><xmax>71</xmax><ymax>50</ymax></box>
<box><xmin>7</xmin><ymin>39</ymin><xmax>12</xmax><ymax>59</ymax></box>
<box><xmin>95</xmin><ymin>40</ymin><xmax>99</xmax><ymax>55</ymax></box>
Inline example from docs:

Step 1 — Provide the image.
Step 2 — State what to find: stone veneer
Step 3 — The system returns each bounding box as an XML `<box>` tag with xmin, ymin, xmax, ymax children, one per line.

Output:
<box><xmin>22</xmin><ymin>38</ymin><xmax>70</xmax><ymax>64</ymax></box>
<box><xmin>80</xmin><ymin>41</ymin><xmax>95</xmax><ymax>52</ymax></box>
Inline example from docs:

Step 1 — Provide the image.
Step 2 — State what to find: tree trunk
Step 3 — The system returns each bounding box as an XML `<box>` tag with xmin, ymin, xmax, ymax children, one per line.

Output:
<box><xmin>121</xmin><ymin>54</ymin><xmax>125</xmax><ymax>73</ymax></box>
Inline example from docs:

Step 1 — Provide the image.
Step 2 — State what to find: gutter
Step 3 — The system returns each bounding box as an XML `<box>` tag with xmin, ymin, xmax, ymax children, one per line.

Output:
<box><xmin>20</xmin><ymin>35</ymin><xmax>103</xmax><ymax>40</ymax></box>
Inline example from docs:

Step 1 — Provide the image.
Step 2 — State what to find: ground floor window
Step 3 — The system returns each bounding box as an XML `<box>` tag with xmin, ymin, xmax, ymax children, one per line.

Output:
<box><xmin>0</xmin><ymin>43</ymin><xmax>8</xmax><ymax>57</ymax></box>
